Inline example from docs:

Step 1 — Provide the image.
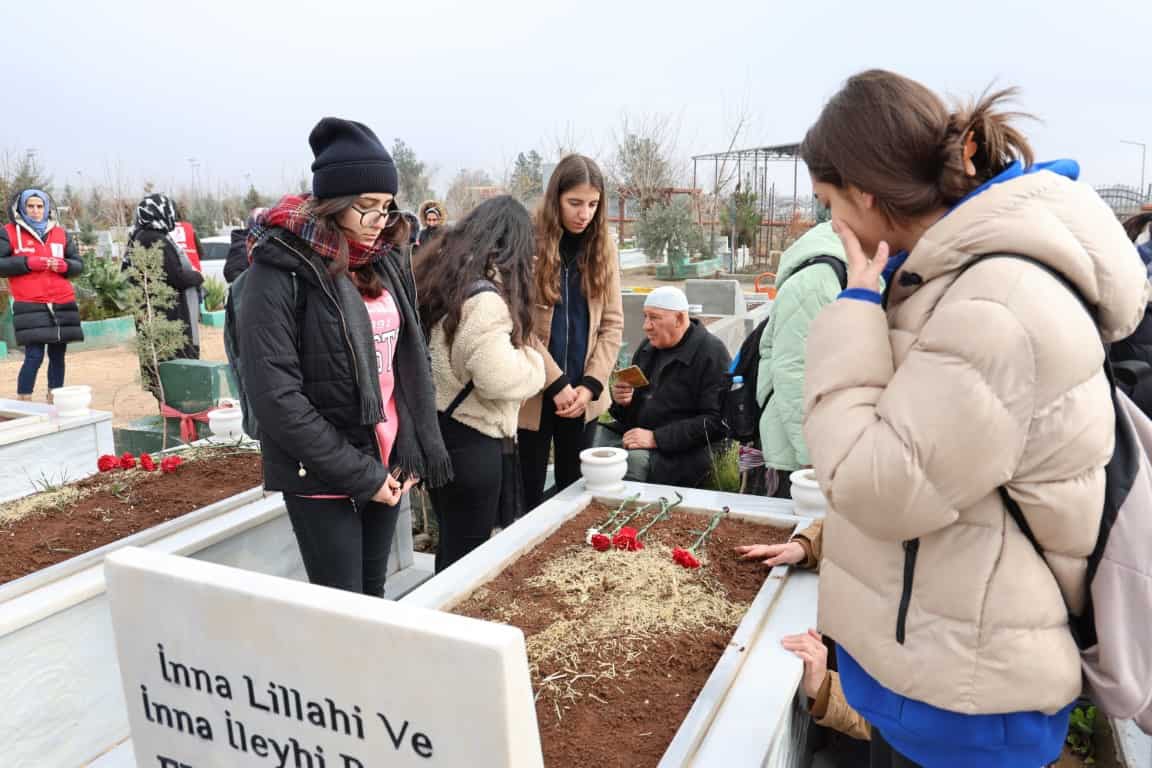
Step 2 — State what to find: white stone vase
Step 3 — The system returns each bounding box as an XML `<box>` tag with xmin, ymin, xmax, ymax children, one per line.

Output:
<box><xmin>207</xmin><ymin>406</ymin><xmax>244</xmax><ymax>442</ymax></box>
<box><xmin>788</xmin><ymin>468</ymin><xmax>828</xmax><ymax>518</ymax></box>
<box><xmin>50</xmin><ymin>385</ymin><xmax>92</xmax><ymax>418</ymax></box>
<box><xmin>579</xmin><ymin>446</ymin><xmax>628</xmax><ymax>494</ymax></box>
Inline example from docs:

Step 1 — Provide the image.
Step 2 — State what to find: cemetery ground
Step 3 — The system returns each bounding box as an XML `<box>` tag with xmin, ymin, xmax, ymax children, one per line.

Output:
<box><xmin>0</xmin><ymin>329</ymin><xmax>227</xmax><ymax>427</ymax></box>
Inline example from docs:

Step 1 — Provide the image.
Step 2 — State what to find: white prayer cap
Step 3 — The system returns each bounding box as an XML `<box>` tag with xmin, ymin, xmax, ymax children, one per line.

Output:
<box><xmin>643</xmin><ymin>286</ymin><xmax>689</xmax><ymax>312</ymax></box>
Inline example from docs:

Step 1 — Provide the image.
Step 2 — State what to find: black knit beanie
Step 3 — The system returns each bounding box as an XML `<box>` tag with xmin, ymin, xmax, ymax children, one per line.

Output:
<box><xmin>309</xmin><ymin>117</ymin><xmax>398</xmax><ymax>199</ymax></box>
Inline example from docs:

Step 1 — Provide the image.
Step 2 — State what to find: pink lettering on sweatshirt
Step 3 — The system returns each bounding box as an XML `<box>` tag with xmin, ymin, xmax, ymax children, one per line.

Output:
<box><xmin>365</xmin><ymin>289</ymin><xmax>401</xmax><ymax>465</ymax></box>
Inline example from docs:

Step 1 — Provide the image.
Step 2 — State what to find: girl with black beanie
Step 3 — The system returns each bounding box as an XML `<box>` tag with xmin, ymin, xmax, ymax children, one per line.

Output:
<box><xmin>237</xmin><ymin>117</ymin><xmax>452</xmax><ymax>597</ymax></box>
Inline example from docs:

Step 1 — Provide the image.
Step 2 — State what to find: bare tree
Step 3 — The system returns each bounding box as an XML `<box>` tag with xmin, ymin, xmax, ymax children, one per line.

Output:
<box><xmin>103</xmin><ymin>158</ymin><xmax>133</xmax><ymax>229</ymax></box>
<box><xmin>0</xmin><ymin>149</ymin><xmax>54</xmax><ymax>206</ymax></box>
<box><xmin>549</xmin><ymin>122</ymin><xmax>583</xmax><ymax>162</ymax></box>
<box><xmin>701</xmin><ymin>98</ymin><xmax>753</xmax><ymax>256</ymax></box>
<box><xmin>609</xmin><ymin>112</ymin><xmax>684</xmax><ymax>211</ymax></box>
<box><xmin>711</xmin><ymin>99</ymin><xmax>753</xmax><ymax>197</ymax></box>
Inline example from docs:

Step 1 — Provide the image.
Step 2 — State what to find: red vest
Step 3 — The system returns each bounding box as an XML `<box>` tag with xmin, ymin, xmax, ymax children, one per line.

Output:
<box><xmin>171</xmin><ymin>221</ymin><xmax>202</xmax><ymax>272</ymax></box>
<box><xmin>4</xmin><ymin>223</ymin><xmax>76</xmax><ymax>304</ymax></box>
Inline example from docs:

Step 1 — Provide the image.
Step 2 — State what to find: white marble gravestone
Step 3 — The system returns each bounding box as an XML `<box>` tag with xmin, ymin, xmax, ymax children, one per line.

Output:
<box><xmin>104</xmin><ymin>547</ymin><xmax>543</xmax><ymax>768</ymax></box>
<box><xmin>685</xmin><ymin>279</ymin><xmax>746</xmax><ymax>316</ymax></box>
<box><xmin>0</xmin><ymin>398</ymin><xmax>115</xmax><ymax>503</ymax></box>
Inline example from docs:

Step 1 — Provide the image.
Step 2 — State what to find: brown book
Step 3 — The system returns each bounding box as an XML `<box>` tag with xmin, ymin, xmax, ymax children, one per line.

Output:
<box><xmin>614</xmin><ymin>365</ymin><xmax>650</xmax><ymax>388</ymax></box>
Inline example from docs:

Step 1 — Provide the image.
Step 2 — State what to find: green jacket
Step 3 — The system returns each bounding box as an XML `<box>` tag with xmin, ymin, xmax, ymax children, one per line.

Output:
<box><xmin>756</xmin><ymin>223</ymin><xmax>846</xmax><ymax>470</ymax></box>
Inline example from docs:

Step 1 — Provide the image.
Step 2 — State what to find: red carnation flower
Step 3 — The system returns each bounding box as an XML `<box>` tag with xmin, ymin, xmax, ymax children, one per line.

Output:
<box><xmin>118</xmin><ymin>452</ymin><xmax>137</xmax><ymax>470</ymax></box>
<box><xmin>97</xmin><ymin>454</ymin><xmax>119</xmax><ymax>473</ymax></box>
<box><xmin>612</xmin><ymin>526</ymin><xmax>644</xmax><ymax>552</ymax></box>
<box><xmin>672</xmin><ymin>547</ymin><xmax>700</xmax><ymax>569</ymax></box>
<box><xmin>591</xmin><ymin>533</ymin><xmax>612</xmax><ymax>552</ymax></box>
<box><xmin>139</xmin><ymin>453</ymin><xmax>157</xmax><ymax>472</ymax></box>
<box><xmin>160</xmin><ymin>456</ymin><xmax>183</xmax><ymax>474</ymax></box>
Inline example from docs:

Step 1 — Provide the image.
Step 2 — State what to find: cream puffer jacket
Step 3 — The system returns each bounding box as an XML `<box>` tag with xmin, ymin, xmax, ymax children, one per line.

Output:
<box><xmin>803</xmin><ymin>170</ymin><xmax>1149</xmax><ymax>715</ymax></box>
<box><xmin>429</xmin><ymin>291</ymin><xmax>545</xmax><ymax>438</ymax></box>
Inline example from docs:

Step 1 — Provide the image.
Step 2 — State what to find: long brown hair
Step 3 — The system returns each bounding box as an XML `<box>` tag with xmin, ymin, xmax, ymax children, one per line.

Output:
<box><xmin>534</xmin><ymin>154</ymin><xmax>613</xmax><ymax>305</ymax></box>
<box><xmin>414</xmin><ymin>195</ymin><xmax>535</xmax><ymax>348</ymax></box>
<box><xmin>306</xmin><ymin>195</ymin><xmax>410</xmax><ymax>296</ymax></box>
<box><xmin>801</xmin><ymin>70</ymin><xmax>1035</xmax><ymax>221</ymax></box>
<box><xmin>1124</xmin><ymin>212</ymin><xmax>1152</xmax><ymax>243</ymax></box>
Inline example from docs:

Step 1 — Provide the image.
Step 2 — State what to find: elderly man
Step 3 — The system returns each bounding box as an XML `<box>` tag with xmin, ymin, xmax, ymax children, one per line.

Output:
<box><xmin>594</xmin><ymin>286</ymin><xmax>731</xmax><ymax>486</ymax></box>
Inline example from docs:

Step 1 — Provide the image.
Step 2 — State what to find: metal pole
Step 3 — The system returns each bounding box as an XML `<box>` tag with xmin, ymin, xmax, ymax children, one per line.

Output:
<box><xmin>735</xmin><ymin>154</ymin><xmax>743</xmax><ymax>272</ymax></box>
<box><xmin>618</xmin><ymin>194</ymin><xmax>625</xmax><ymax>248</ymax></box>
<box><xmin>759</xmin><ymin>150</ymin><xmax>768</xmax><ymax>260</ymax></box>
<box><xmin>705</xmin><ymin>157</ymin><xmax>714</xmax><ymax>256</ymax></box>
<box><xmin>768</xmin><ymin>183</ymin><xmax>775</xmax><ymax>257</ymax></box>
<box><xmin>692</xmin><ymin>158</ymin><xmax>698</xmax><ymax>224</ymax></box>
<box><xmin>792</xmin><ymin>151</ymin><xmax>799</xmax><ymax>214</ymax></box>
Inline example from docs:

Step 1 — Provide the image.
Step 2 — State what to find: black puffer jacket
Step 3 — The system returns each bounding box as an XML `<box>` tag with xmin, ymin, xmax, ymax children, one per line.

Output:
<box><xmin>1111</xmin><ymin>238</ymin><xmax>1152</xmax><ymax>413</ymax></box>
<box><xmin>609</xmin><ymin>319</ymin><xmax>731</xmax><ymax>487</ymax></box>
<box><xmin>236</xmin><ymin>231</ymin><xmax>390</xmax><ymax>505</ymax></box>
<box><xmin>224</xmin><ymin>227</ymin><xmax>249</xmax><ymax>283</ymax></box>
<box><xmin>0</xmin><ymin>222</ymin><xmax>84</xmax><ymax>346</ymax></box>
<box><xmin>415</xmin><ymin>226</ymin><xmax>441</xmax><ymax>251</ymax></box>
<box><xmin>1112</xmin><ymin>306</ymin><xmax>1152</xmax><ymax>415</ymax></box>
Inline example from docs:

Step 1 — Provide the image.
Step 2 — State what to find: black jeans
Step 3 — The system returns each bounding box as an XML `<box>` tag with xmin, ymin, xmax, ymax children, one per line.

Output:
<box><xmin>869</xmin><ymin>730</ymin><xmax>921</xmax><ymax>768</ymax></box>
<box><xmin>429</xmin><ymin>413</ymin><xmax>522</xmax><ymax>572</ymax></box>
<box><xmin>284</xmin><ymin>494</ymin><xmax>400</xmax><ymax>597</ymax></box>
<box><xmin>518</xmin><ymin>398</ymin><xmax>595</xmax><ymax>510</ymax></box>
<box><xmin>18</xmin><ymin>342</ymin><xmax>67</xmax><ymax>395</ymax></box>
<box><xmin>771</xmin><ymin>468</ymin><xmax>794</xmax><ymax>499</ymax></box>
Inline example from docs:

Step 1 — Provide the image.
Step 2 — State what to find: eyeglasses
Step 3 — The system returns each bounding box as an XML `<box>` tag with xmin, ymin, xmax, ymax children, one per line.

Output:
<box><xmin>351</xmin><ymin>204</ymin><xmax>402</xmax><ymax>228</ymax></box>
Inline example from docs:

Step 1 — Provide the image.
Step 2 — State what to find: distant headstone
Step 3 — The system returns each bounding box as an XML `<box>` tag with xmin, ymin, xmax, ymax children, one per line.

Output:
<box><xmin>685</xmin><ymin>279</ymin><xmax>745</xmax><ymax>316</ymax></box>
<box><xmin>105</xmin><ymin>548</ymin><xmax>543</xmax><ymax>768</ymax></box>
<box><xmin>158</xmin><ymin>360</ymin><xmax>238</xmax><ymax>414</ymax></box>
<box><xmin>97</xmin><ymin>231</ymin><xmax>120</xmax><ymax>260</ymax></box>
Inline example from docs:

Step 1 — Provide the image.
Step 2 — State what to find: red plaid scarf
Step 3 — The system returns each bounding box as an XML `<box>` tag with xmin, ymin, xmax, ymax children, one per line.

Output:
<box><xmin>247</xmin><ymin>194</ymin><xmax>389</xmax><ymax>269</ymax></box>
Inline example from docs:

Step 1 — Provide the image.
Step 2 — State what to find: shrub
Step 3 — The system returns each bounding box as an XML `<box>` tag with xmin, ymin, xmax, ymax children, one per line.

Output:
<box><xmin>75</xmin><ymin>257</ymin><xmax>130</xmax><ymax>321</ymax></box>
<box><xmin>202</xmin><ymin>277</ymin><xmax>227</xmax><ymax>312</ymax></box>
<box><xmin>635</xmin><ymin>199</ymin><xmax>707</xmax><ymax>267</ymax></box>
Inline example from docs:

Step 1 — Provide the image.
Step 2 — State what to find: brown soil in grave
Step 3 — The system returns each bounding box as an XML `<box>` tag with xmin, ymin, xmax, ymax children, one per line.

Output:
<box><xmin>454</xmin><ymin>500</ymin><xmax>793</xmax><ymax>768</ymax></box>
<box><xmin>0</xmin><ymin>449</ymin><xmax>263</xmax><ymax>585</ymax></box>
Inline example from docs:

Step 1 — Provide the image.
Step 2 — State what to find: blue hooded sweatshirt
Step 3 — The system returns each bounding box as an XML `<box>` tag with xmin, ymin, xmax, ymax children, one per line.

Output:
<box><xmin>836</xmin><ymin>160</ymin><xmax>1082</xmax><ymax>767</ymax></box>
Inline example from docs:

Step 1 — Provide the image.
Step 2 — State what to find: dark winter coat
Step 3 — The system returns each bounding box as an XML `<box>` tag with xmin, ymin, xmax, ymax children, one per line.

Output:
<box><xmin>416</xmin><ymin>226</ymin><xmax>441</xmax><ymax>249</ymax></box>
<box><xmin>0</xmin><ymin>223</ymin><xmax>84</xmax><ymax>345</ymax></box>
<box><xmin>1111</xmin><ymin>304</ymin><xmax>1152</xmax><ymax>416</ymax></box>
<box><xmin>224</xmin><ymin>227</ymin><xmax>250</xmax><ymax>283</ymax></box>
<box><xmin>235</xmin><ymin>232</ymin><xmax>394</xmax><ymax>505</ymax></box>
<box><xmin>608</xmin><ymin>319</ymin><xmax>731</xmax><ymax>487</ymax></box>
<box><xmin>129</xmin><ymin>229</ymin><xmax>204</xmax><ymax>358</ymax></box>
<box><xmin>1110</xmin><ymin>240</ymin><xmax>1152</xmax><ymax>413</ymax></box>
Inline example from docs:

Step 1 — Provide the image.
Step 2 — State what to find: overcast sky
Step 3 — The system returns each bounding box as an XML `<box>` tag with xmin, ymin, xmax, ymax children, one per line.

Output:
<box><xmin>5</xmin><ymin>0</ymin><xmax>1148</xmax><ymax>201</ymax></box>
